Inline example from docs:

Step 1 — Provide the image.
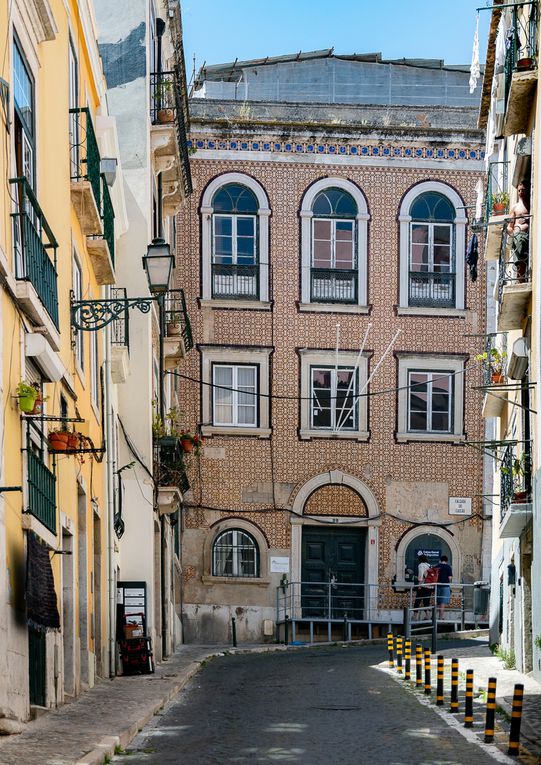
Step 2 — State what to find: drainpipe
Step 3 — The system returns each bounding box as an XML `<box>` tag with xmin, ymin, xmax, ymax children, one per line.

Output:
<box><xmin>104</xmin><ymin>285</ymin><xmax>117</xmax><ymax>677</ymax></box>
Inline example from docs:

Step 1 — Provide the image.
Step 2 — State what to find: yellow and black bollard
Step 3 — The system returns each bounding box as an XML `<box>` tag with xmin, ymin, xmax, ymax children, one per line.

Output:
<box><xmin>464</xmin><ymin>669</ymin><xmax>474</xmax><ymax>728</ymax></box>
<box><xmin>415</xmin><ymin>644</ymin><xmax>423</xmax><ymax>687</ymax></box>
<box><xmin>404</xmin><ymin>639</ymin><xmax>411</xmax><ymax>681</ymax></box>
<box><xmin>450</xmin><ymin>658</ymin><xmax>459</xmax><ymax>712</ymax></box>
<box><xmin>387</xmin><ymin>632</ymin><xmax>394</xmax><ymax>668</ymax></box>
<box><xmin>508</xmin><ymin>683</ymin><xmax>524</xmax><ymax>756</ymax></box>
<box><xmin>424</xmin><ymin>648</ymin><xmax>431</xmax><ymax>695</ymax></box>
<box><xmin>396</xmin><ymin>636</ymin><xmax>403</xmax><ymax>674</ymax></box>
<box><xmin>484</xmin><ymin>677</ymin><xmax>497</xmax><ymax>743</ymax></box>
<box><xmin>436</xmin><ymin>655</ymin><xmax>444</xmax><ymax>706</ymax></box>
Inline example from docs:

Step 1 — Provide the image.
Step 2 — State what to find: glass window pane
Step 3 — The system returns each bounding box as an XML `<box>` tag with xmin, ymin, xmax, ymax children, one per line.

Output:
<box><xmin>237</xmin><ymin>217</ymin><xmax>255</xmax><ymax>236</ymax></box>
<box><xmin>314</xmin><ymin>220</ymin><xmax>332</xmax><ymax>239</ymax></box>
<box><xmin>215</xmin><ymin>216</ymin><xmax>232</xmax><ymax>236</ymax></box>
<box><xmin>212</xmin><ymin>184</ymin><xmax>258</xmax><ymax>213</ymax></box>
<box><xmin>434</xmin><ymin>225</ymin><xmax>451</xmax><ymax>245</ymax></box>
<box><xmin>335</xmin><ymin>221</ymin><xmax>353</xmax><ymax>239</ymax></box>
<box><xmin>431</xmin><ymin>412</ymin><xmax>449</xmax><ymax>431</ymax></box>
<box><xmin>237</xmin><ymin>367</ymin><xmax>255</xmax><ymax>388</ymax></box>
<box><xmin>409</xmin><ymin>411</ymin><xmax>427</xmax><ymax>430</ymax></box>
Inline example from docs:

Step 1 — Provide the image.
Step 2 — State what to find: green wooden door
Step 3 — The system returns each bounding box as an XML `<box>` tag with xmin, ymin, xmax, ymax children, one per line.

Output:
<box><xmin>301</xmin><ymin>528</ymin><xmax>366</xmax><ymax>619</ymax></box>
<box><xmin>28</xmin><ymin>626</ymin><xmax>46</xmax><ymax>707</ymax></box>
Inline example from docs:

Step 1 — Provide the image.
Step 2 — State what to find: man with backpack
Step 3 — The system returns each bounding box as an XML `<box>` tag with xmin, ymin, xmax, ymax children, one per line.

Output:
<box><xmin>435</xmin><ymin>555</ymin><xmax>453</xmax><ymax>620</ymax></box>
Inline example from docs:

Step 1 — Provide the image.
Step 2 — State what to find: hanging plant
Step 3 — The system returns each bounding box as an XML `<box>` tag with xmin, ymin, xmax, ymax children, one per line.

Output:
<box><xmin>16</xmin><ymin>381</ymin><xmax>38</xmax><ymax>413</ymax></box>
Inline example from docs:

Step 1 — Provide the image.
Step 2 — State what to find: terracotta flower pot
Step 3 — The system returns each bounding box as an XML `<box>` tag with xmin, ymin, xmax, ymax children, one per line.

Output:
<box><xmin>491</xmin><ymin>372</ymin><xmax>504</xmax><ymax>384</ymax></box>
<box><xmin>512</xmin><ymin>490</ymin><xmax>528</xmax><ymax>504</ymax></box>
<box><xmin>492</xmin><ymin>203</ymin><xmax>506</xmax><ymax>215</ymax></box>
<box><xmin>157</xmin><ymin>108</ymin><xmax>174</xmax><ymax>124</ymax></box>
<box><xmin>67</xmin><ymin>432</ymin><xmax>79</xmax><ymax>450</ymax></box>
<box><xmin>48</xmin><ymin>432</ymin><xmax>69</xmax><ymax>451</ymax></box>
<box><xmin>517</xmin><ymin>57</ymin><xmax>533</xmax><ymax>70</ymax></box>
<box><xmin>167</xmin><ymin>322</ymin><xmax>182</xmax><ymax>337</ymax></box>
<box><xmin>181</xmin><ymin>438</ymin><xmax>194</xmax><ymax>453</ymax></box>
<box><xmin>31</xmin><ymin>395</ymin><xmax>43</xmax><ymax>415</ymax></box>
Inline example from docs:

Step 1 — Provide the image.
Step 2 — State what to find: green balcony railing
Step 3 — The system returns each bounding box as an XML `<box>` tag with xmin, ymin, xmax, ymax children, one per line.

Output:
<box><xmin>504</xmin><ymin>2</ymin><xmax>538</xmax><ymax>104</ymax></box>
<box><xmin>9</xmin><ymin>177</ymin><xmax>59</xmax><ymax>328</ymax></box>
<box><xmin>485</xmin><ymin>161</ymin><xmax>510</xmax><ymax>220</ymax></box>
<box><xmin>101</xmin><ymin>174</ymin><xmax>115</xmax><ymax>266</ymax></box>
<box><xmin>69</xmin><ymin>107</ymin><xmax>101</xmax><ymax>214</ymax></box>
<box><xmin>500</xmin><ymin>443</ymin><xmax>531</xmax><ymax>521</ymax></box>
<box><xmin>27</xmin><ymin>449</ymin><xmax>57</xmax><ymax>534</ymax></box>
<box><xmin>165</xmin><ymin>288</ymin><xmax>193</xmax><ymax>352</ymax></box>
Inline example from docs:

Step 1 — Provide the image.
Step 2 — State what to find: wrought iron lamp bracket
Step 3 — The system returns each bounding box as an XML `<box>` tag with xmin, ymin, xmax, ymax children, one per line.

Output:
<box><xmin>70</xmin><ymin>291</ymin><xmax>158</xmax><ymax>332</ymax></box>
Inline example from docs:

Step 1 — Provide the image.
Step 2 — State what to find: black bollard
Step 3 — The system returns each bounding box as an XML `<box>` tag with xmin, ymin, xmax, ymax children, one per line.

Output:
<box><xmin>387</xmin><ymin>632</ymin><xmax>395</xmax><ymax>669</ymax></box>
<box><xmin>424</xmin><ymin>648</ymin><xmax>431</xmax><ymax>695</ymax></box>
<box><xmin>404</xmin><ymin>640</ymin><xmax>411</xmax><ymax>681</ymax></box>
<box><xmin>284</xmin><ymin>614</ymin><xmax>289</xmax><ymax>646</ymax></box>
<box><xmin>436</xmin><ymin>655</ymin><xmax>444</xmax><ymax>705</ymax></box>
<box><xmin>450</xmin><ymin>658</ymin><xmax>459</xmax><ymax>712</ymax></box>
<box><xmin>508</xmin><ymin>683</ymin><xmax>524</xmax><ymax>756</ymax></box>
<box><xmin>415</xmin><ymin>644</ymin><xmax>423</xmax><ymax>687</ymax></box>
<box><xmin>231</xmin><ymin>617</ymin><xmax>237</xmax><ymax>648</ymax></box>
<box><xmin>464</xmin><ymin>669</ymin><xmax>474</xmax><ymax>727</ymax></box>
<box><xmin>484</xmin><ymin>677</ymin><xmax>497</xmax><ymax>743</ymax></box>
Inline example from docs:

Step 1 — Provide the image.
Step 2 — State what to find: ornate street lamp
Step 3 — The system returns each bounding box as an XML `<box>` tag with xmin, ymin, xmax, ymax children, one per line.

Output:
<box><xmin>71</xmin><ymin>239</ymin><xmax>174</xmax><ymax>332</ymax></box>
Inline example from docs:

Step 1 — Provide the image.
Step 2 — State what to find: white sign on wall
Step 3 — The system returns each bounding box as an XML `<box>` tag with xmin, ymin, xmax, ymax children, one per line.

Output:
<box><xmin>270</xmin><ymin>556</ymin><xmax>290</xmax><ymax>573</ymax></box>
<box><xmin>449</xmin><ymin>497</ymin><xmax>472</xmax><ymax>516</ymax></box>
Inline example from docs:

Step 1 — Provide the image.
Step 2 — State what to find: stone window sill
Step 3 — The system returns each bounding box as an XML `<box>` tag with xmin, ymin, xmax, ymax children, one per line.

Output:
<box><xmin>201</xmin><ymin>576</ymin><xmax>270</xmax><ymax>587</ymax></box>
<box><xmin>299</xmin><ymin>429</ymin><xmax>369</xmax><ymax>441</ymax></box>
<box><xmin>201</xmin><ymin>426</ymin><xmax>272</xmax><ymax>439</ymax></box>
<box><xmin>395</xmin><ymin>432</ymin><xmax>465</xmax><ymax>444</ymax></box>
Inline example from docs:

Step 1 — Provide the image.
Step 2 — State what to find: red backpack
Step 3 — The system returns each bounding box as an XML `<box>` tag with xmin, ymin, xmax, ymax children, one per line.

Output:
<box><xmin>423</xmin><ymin>566</ymin><xmax>439</xmax><ymax>585</ymax></box>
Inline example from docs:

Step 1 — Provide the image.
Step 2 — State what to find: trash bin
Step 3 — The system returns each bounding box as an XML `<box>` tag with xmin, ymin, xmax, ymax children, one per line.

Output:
<box><xmin>473</xmin><ymin>581</ymin><xmax>489</xmax><ymax>615</ymax></box>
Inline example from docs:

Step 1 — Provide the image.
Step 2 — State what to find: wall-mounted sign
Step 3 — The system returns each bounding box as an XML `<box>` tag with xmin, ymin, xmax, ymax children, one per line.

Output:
<box><xmin>449</xmin><ymin>497</ymin><xmax>472</xmax><ymax>516</ymax></box>
<box><xmin>270</xmin><ymin>557</ymin><xmax>290</xmax><ymax>573</ymax></box>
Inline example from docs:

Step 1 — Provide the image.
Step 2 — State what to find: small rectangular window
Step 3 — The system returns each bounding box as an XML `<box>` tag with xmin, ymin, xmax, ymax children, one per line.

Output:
<box><xmin>311</xmin><ymin>366</ymin><xmax>357</xmax><ymax>431</ymax></box>
<box><xmin>408</xmin><ymin>371</ymin><xmax>452</xmax><ymax>433</ymax></box>
<box><xmin>212</xmin><ymin>364</ymin><xmax>257</xmax><ymax>427</ymax></box>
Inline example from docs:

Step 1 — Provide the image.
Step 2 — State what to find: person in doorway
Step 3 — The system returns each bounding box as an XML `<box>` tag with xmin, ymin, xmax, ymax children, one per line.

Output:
<box><xmin>506</xmin><ymin>180</ymin><xmax>530</xmax><ymax>281</ymax></box>
<box><xmin>413</xmin><ymin>554</ymin><xmax>431</xmax><ymax>621</ymax></box>
<box><xmin>436</xmin><ymin>555</ymin><xmax>453</xmax><ymax>620</ymax></box>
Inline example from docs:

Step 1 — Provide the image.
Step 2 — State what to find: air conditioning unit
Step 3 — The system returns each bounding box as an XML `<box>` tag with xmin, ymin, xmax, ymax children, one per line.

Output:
<box><xmin>507</xmin><ymin>336</ymin><xmax>529</xmax><ymax>380</ymax></box>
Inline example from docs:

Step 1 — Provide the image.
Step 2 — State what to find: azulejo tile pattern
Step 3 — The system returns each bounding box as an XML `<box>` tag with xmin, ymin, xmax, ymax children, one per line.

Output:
<box><xmin>188</xmin><ymin>137</ymin><xmax>485</xmax><ymax>161</ymax></box>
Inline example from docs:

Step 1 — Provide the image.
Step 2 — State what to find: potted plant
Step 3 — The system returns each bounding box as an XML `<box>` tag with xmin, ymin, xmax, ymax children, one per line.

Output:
<box><xmin>180</xmin><ymin>431</ymin><xmax>204</xmax><ymax>455</ymax></box>
<box><xmin>167</xmin><ymin>312</ymin><xmax>182</xmax><ymax>337</ymax></box>
<box><xmin>491</xmin><ymin>191</ymin><xmax>509</xmax><ymax>215</ymax></box>
<box><xmin>475</xmin><ymin>348</ymin><xmax>507</xmax><ymax>383</ymax></box>
<box><xmin>48</xmin><ymin>428</ymin><xmax>69</xmax><ymax>451</ymax></box>
<box><xmin>16</xmin><ymin>381</ymin><xmax>38</xmax><ymax>413</ymax></box>
<box><xmin>153</xmin><ymin>79</ymin><xmax>174</xmax><ymax>124</ymax></box>
<box><xmin>67</xmin><ymin>430</ymin><xmax>79</xmax><ymax>450</ymax></box>
<box><xmin>512</xmin><ymin>452</ymin><xmax>530</xmax><ymax>503</ymax></box>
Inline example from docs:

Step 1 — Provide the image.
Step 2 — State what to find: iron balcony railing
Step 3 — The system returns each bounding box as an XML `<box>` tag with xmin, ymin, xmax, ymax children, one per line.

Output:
<box><xmin>150</xmin><ymin>71</ymin><xmax>177</xmax><ymax>124</ymax></box>
<box><xmin>504</xmin><ymin>2</ymin><xmax>538</xmax><ymax>103</ymax></box>
<box><xmin>27</xmin><ymin>448</ymin><xmax>56</xmax><ymax>534</ymax></box>
<box><xmin>164</xmin><ymin>288</ymin><xmax>193</xmax><ymax>352</ymax></box>
<box><xmin>211</xmin><ymin>263</ymin><xmax>259</xmax><ymax>299</ymax></box>
<box><xmin>154</xmin><ymin>436</ymin><xmax>190</xmax><ymax>494</ymax></box>
<box><xmin>479</xmin><ymin>333</ymin><xmax>508</xmax><ymax>386</ymax></box>
<box><xmin>110</xmin><ymin>287</ymin><xmax>129</xmax><ymax>349</ymax></box>
<box><xmin>69</xmin><ymin>107</ymin><xmax>101</xmax><ymax>214</ymax></box>
<box><xmin>101</xmin><ymin>174</ymin><xmax>115</xmax><ymax>266</ymax></box>
<box><xmin>498</xmin><ymin>229</ymin><xmax>530</xmax><ymax>303</ymax></box>
<box><xmin>485</xmin><ymin>161</ymin><xmax>510</xmax><ymax>220</ymax></box>
<box><xmin>500</xmin><ymin>443</ymin><xmax>531</xmax><ymax>520</ymax></box>
<box><xmin>9</xmin><ymin>177</ymin><xmax>59</xmax><ymax>327</ymax></box>
<box><xmin>408</xmin><ymin>271</ymin><xmax>455</xmax><ymax>308</ymax></box>
<box><xmin>311</xmin><ymin>268</ymin><xmax>357</xmax><ymax>303</ymax></box>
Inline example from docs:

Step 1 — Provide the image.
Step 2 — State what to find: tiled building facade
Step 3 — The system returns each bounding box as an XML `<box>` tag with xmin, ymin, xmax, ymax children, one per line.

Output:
<box><xmin>175</xmin><ymin>53</ymin><xmax>490</xmax><ymax>643</ymax></box>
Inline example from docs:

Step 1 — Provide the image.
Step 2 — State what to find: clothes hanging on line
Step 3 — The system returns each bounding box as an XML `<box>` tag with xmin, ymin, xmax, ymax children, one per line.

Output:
<box><xmin>466</xmin><ymin>233</ymin><xmax>478</xmax><ymax>282</ymax></box>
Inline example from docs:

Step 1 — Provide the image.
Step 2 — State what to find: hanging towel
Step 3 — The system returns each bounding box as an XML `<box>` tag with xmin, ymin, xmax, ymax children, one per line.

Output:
<box><xmin>470</xmin><ymin>15</ymin><xmax>481</xmax><ymax>94</ymax></box>
<box><xmin>466</xmin><ymin>234</ymin><xmax>479</xmax><ymax>282</ymax></box>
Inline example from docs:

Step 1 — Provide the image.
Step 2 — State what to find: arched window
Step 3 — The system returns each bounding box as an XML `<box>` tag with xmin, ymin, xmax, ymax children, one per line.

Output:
<box><xmin>311</xmin><ymin>188</ymin><xmax>358</xmax><ymax>304</ymax></box>
<box><xmin>409</xmin><ymin>192</ymin><xmax>455</xmax><ymax>308</ymax></box>
<box><xmin>398</xmin><ymin>182</ymin><xmax>466</xmax><ymax>312</ymax></box>
<box><xmin>299</xmin><ymin>179</ymin><xmax>370</xmax><ymax>311</ymax></box>
<box><xmin>403</xmin><ymin>533</ymin><xmax>452</xmax><ymax>582</ymax></box>
<box><xmin>201</xmin><ymin>173</ymin><xmax>270</xmax><ymax>305</ymax></box>
<box><xmin>211</xmin><ymin>183</ymin><xmax>259</xmax><ymax>299</ymax></box>
<box><xmin>212</xmin><ymin>529</ymin><xmax>260</xmax><ymax>578</ymax></box>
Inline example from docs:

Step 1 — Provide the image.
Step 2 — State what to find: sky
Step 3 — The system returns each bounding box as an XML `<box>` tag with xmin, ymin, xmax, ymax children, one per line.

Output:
<box><xmin>181</xmin><ymin>0</ymin><xmax>491</xmax><ymax>85</ymax></box>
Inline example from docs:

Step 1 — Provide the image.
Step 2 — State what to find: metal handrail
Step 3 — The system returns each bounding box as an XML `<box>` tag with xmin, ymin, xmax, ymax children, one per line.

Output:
<box><xmin>504</xmin><ymin>2</ymin><xmax>538</xmax><ymax>103</ymax></box>
<box><xmin>498</xmin><ymin>229</ymin><xmax>530</xmax><ymax>303</ymax></box>
<box><xmin>101</xmin><ymin>174</ymin><xmax>115</xmax><ymax>266</ymax></box>
<box><xmin>211</xmin><ymin>263</ymin><xmax>259</xmax><ymax>299</ymax></box>
<box><xmin>9</xmin><ymin>177</ymin><xmax>59</xmax><ymax>327</ymax></box>
<box><xmin>110</xmin><ymin>287</ymin><xmax>129</xmax><ymax>349</ymax></box>
<box><xmin>164</xmin><ymin>288</ymin><xmax>193</xmax><ymax>352</ymax></box>
<box><xmin>150</xmin><ymin>71</ymin><xmax>177</xmax><ymax>124</ymax></box>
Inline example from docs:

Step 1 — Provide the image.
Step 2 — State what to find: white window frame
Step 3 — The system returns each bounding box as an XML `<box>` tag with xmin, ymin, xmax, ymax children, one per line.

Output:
<box><xmin>200</xmin><ymin>173</ymin><xmax>270</xmax><ymax>308</ymax></box>
<box><xmin>212</xmin><ymin>528</ymin><xmax>260</xmax><ymax>578</ymax></box>
<box><xmin>201</xmin><ymin>346</ymin><xmax>272</xmax><ymax>437</ymax></box>
<box><xmin>311</xmin><ymin>218</ymin><xmax>356</xmax><ymax>269</ymax></box>
<box><xmin>212</xmin><ymin>364</ymin><xmax>258</xmax><ymax>427</ymax></box>
<box><xmin>299</xmin><ymin>350</ymin><xmax>369</xmax><ymax>440</ymax></box>
<box><xmin>396</xmin><ymin>353</ymin><xmax>466</xmax><ymax>443</ymax></box>
<box><xmin>310</xmin><ymin>366</ymin><xmax>358</xmax><ymax>431</ymax></box>
<box><xmin>300</xmin><ymin>178</ymin><xmax>370</xmax><ymax>313</ymax></box>
<box><xmin>398</xmin><ymin>181</ymin><xmax>467</xmax><ymax>314</ymax></box>
<box><xmin>212</xmin><ymin>214</ymin><xmax>257</xmax><ymax>264</ymax></box>
<box><xmin>407</xmin><ymin>370</ymin><xmax>453</xmax><ymax>434</ymax></box>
